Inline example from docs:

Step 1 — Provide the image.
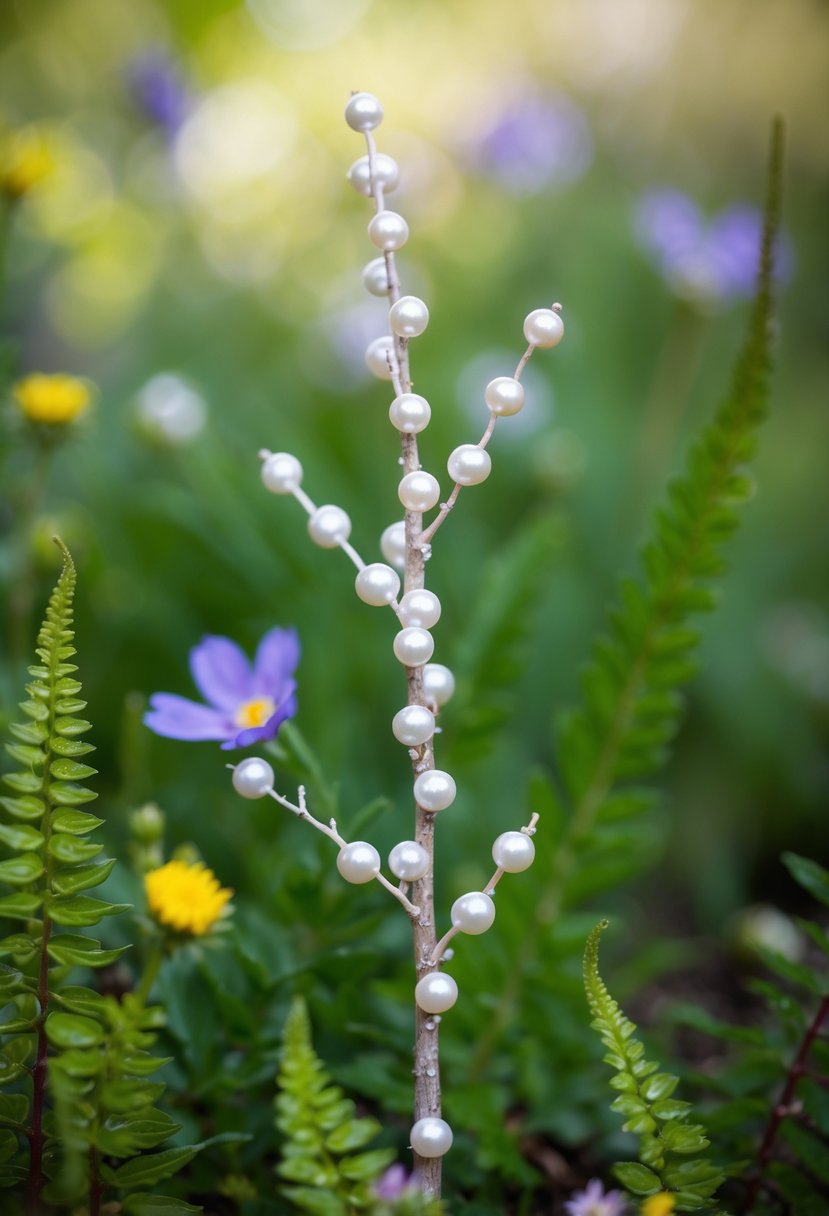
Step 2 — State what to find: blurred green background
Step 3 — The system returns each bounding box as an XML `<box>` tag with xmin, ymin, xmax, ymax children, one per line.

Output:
<box><xmin>0</xmin><ymin>0</ymin><xmax>827</xmax><ymax>1204</ymax></box>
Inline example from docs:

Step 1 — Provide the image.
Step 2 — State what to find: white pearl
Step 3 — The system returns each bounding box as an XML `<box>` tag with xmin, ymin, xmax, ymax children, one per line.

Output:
<box><xmin>415</xmin><ymin>972</ymin><xmax>458</xmax><ymax>1014</ymax></box>
<box><xmin>388</xmin><ymin>840</ymin><xmax>429</xmax><ymax>881</ymax></box>
<box><xmin>451</xmin><ymin>891</ymin><xmax>495</xmax><ymax>935</ymax></box>
<box><xmin>423</xmin><ymin>663</ymin><xmax>455</xmax><ymax>707</ymax></box>
<box><xmin>368</xmin><ymin>210</ymin><xmax>409</xmax><ymax>252</ymax></box>
<box><xmin>485</xmin><ymin>376</ymin><xmax>525</xmax><ymax>417</ymax></box>
<box><xmin>492</xmin><ymin>830</ymin><xmax>536</xmax><ymax>873</ymax></box>
<box><xmin>398</xmin><ymin>471</ymin><xmax>440</xmax><ymax>513</ymax></box>
<box><xmin>261</xmin><ymin>452</ymin><xmax>303</xmax><ymax>494</ymax></box>
<box><xmin>523</xmin><ymin>308</ymin><xmax>564</xmax><ymax>348</ymax></box>
<box><xmin>392</xmin><ymin>705</ymin><xmax>435</xmax><ymax>747</ymax></box>
<box><xmin>336</xmin><ymin>841</ymin><xmax>381</xmax><ymax>884</ymax></box>
<box><xmin>380</xmin><ymin>521</ymin><xmax>406</xmax><ymax>569</ymax></box>
<box><xmin>347</xmin><ymin>153</ymin><xmax>399</xmax><ymax>196</ymax></box>
<box><xmin>365</xmin><ymin>335</ymin><xmax>398</xmax><ymax>381</ymax></box>
<box><xmin>398</xmin><ymin>589</ymin><xmax>441</xmax><ymax>629</ymax></box>
<box><xmin>344</xmin><ymin>92</ymin><xmax>383</xmax><ymax>132</ymax></box>
<box><xmin>232</xmin><ymin>757</ymin><xmax>275</xmax><ymax>799</ymax></box>
<box><xmin>362</xmin><ymin>258</ymin><xmax>390</xmax><ymax>297</ymax></box>
<box><xmin>355</xmin><ymin>563</ymin><xmax>400</xmax><ymax>606</ymax></box>
<box><xmin>413</xmin><ymin>769</ymin><xmax>456</xmax><ymax>812</ymax></box>
<box><xmin>389</xmin><ymin>393</ymin><xmax>431</xmax><ymax>434</ymax></box>
<box><xmin>447</xmin><ymin>444</ymin><xmax>491</xmax><ymax>487</ymax></box>
<box><xmin>308</xmin><ymin>505</ymin><xmax>351</xmax><ymax>548</ymax></box>
<box><xmin>393</xmin><ymin>627</ymin><xmax>434</xmax><ymax>667</ymax></box>
<box><xmin>389</xmin><ymin>295</ymin><xmax>429</xmax><ymax>339</ymax></box>
<box><xmin>410</xmin><ymin>1117</ymin><xmax>453</xmax><ymax>1158</ymax></box>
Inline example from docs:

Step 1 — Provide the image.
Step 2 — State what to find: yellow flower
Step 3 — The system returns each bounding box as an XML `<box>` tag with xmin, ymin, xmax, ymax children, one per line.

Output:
<box><xmin>641</xmin><ymin>1195</ymin><xmax>676</xmax><ymax>1216</ymax></box>
<box><xmin>13</xmin><ymin>374</ymin><xmax>92</xmax><ymax>425</ymax></box>
<box><xmin>144</xmin><ymin>860</ymin><xmax>232</xmax><ymax>936</ymax></box>
<box><xmin>2</xmin><ymin>128</ymin><xmax>54</xmax><ymax>198</ymax></box>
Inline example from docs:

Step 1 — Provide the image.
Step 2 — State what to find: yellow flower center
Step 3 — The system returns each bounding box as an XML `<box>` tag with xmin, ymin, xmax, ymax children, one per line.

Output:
<box><xmin>641</xmin><ymin>1195</ymin><xmax>676</xmax><ymax>1216</ymax></box>
<box><xmin>13</xmin><ymin>374</ymin><xmax>92</xmax><ymax>425</ymax></box>
<box><xmin>144</xmin><ymin>860</ymin><xmax>232</xmax><ymax>937</ymax></box>
<box><xmin>234</xmin><ymin>696</ymin><xmax>276</xmax><ymax>730</ymax></box>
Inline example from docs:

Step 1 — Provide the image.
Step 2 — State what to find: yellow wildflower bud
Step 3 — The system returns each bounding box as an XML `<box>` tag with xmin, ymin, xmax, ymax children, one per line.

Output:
<box><xmin>641</xmin><ymin>1194</ymin><xmax>676</xmax><ymax>1216</ymax></box>
<box><xmin>13</xmin><ymin>374</ymin><xmax>93</xmax><ymax>425</ymax></box>
<box><xmin>2</xmin><ymin>129</ymin><xmax>54</xmax><ymax>198</ymax></box>
<box><xmin>144</xmin><ymin>860</ymin><xmax>232</xmax><ymax>937</ymax></box>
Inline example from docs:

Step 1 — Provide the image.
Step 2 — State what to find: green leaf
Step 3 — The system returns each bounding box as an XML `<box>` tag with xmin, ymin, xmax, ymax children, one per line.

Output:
<box><xmin>612</xmin><ymin>1162</ymin><xmax>662</xmax><ymax>1195</ymax></box>
<box><xmin>49</xmin><ymin>759</ymin><xmax>97</xmax><ymax>781</ymax></box>
<box><xmin>337</xmin><ymin>1148</ymin><xmax>396</xmax><ymax>1181</ymax></box>
<box><xmin>100</xmin><ymin>1079</ymin><xmax>166</xmax><ymax>1113</ymax></box>
<box><xmin>45</xmin><ymin>1012</ymin><xmax>104</xmax><ymax>1049</ymax></box>
<box><xmin>0</xmin><ymin>853</ymin><xmax>44</xmax><ymax>884</ymax></box>
<box><xmin>47</xmin><ymin>834</ymin><xmax>103</xmax><ymax>863</ymax></box>
<box><xmin>280</xmin><ymin>1188</ymin><xmax>347</xmax><ymax>1216</ymax></box>
<box><xmin>325</xmin><ymin>1117</ymin><xmax>383</xmax><ymax>1154</ymax></box>
<box><xmin>112</xmin><ymin>1146</ymin><xmax>198</xmax><ymax>1189</ymax></box>
<box><xmin>782</xmin><ymin>852</ymin><xmax>829</xmax><ymax>909</ymax></box>
<box><xmin>48</xmin><ymin>895</ymin><xmax>129</xmax><ymax>927</ymax></box>
<box><xmin>54</xmin><ymin>986</ymin><xmax>107</xmax><ymax>1018</ymax></box>
<box><xmin>1</xmin><ymin>770</ymin><xmax>44</xmax><ymax>795</ymax></box>
<box><xmin>0</xmin><ymin>795</ymin><xmax>44</xmax><ymax>821</ymax></box>
<box><xmin>121</xmin><ymin>1052</ymin><xmax>173</xmax><ymax>1077</ymax></box>
<box><xmin>48</xmin><ymin>782</ymin><xmax>98</xmax><ymax>807</ymax></box>
<box><xmin>0</xmin><ymin>824</ymin><xmax>45</xmax><ymax>851</ymax></box>
<box><xmin>51</xmin><ymin>858</ymin><xmax>116</xmax><ymax>895</ymax></box>
<box><xmin>0</xmin><ymin>892</ymin><xmax>42</xmax><ymax>920</ymax></box>
<box><xmin>0</xmin><ymin>1094</ymin><xmax>29</xmax><ymax>1124</ymax></box>
<box><xmin>47</xmin><ymin>934</ymin><xmax>129</xmax><ymax>969</ymax></box>
<box><xmin>123</xmin><ymin>1197</ymin><xmax>202</xmax><ymax>1215</ymax></box>
<box><xmin>51</xmin><ymin>809</ymin><xmax>104</xmax><ymax>835</ymax></box>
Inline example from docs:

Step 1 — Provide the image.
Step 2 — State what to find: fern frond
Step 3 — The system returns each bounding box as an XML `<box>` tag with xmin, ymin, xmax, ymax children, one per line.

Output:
<box><xmin>276</xmin><ymin>996</ymin><xmax>395</xmax><ymax>1214</ymax></box>
<box><xmin>584</xmin><ymin>921</ymin><xmax>725</xmax><ymax>1210</ymax></box>
<box><xmin>547</xmin><ymin>120</ymin><xmax>785</xmax><ymax>911</ymax></box>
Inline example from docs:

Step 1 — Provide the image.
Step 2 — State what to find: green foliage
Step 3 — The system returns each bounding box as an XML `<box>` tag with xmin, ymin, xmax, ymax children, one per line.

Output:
<box><xmin>276</xmin><ymin>996</ymin><xmax>395</xmax><ymax>1214</ymax></box>
<box><xmin>546</xmin><ymin>120</ymin><xmax>785</xmax><ymax>913</ymax></box>
<box><xmin>584</xmin><ymin>921</ymin><xmax>725</xmax><ymax>1211</ymax></box>
<box><xmin>674</xmin><ymin>853</ymin><xmax>829</xmax><ymax>1213</ymax></box>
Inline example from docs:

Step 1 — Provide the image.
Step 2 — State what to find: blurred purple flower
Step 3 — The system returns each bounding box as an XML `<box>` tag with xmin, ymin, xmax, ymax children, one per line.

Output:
<box><xmin>473</xmin><ymin>90</ymin><xmax>593</xmax><ymax>194</ymax></box>
<box><xmin>635</xmin><ymin>188</ymin><xmax>793</xmax><ymax>304</ymax></box>
<box><xmin>145</xmin><ymin>628</ymin><xmax>298</xmax><ymax>750</ymax></box>
<box><xmin>373</xmin><ymin>1164</ymin><xmax>413</xmax><ymax>1201</ymax></box>
<box><xmin>127</xmin><ymin>51</ymin><xmax>191</xmax><ymax>135</ymax></box>
<box><xmin>564</xmin><ymin>1179</ymin><xmax>626</xmax><ymax>1216</ymax></box>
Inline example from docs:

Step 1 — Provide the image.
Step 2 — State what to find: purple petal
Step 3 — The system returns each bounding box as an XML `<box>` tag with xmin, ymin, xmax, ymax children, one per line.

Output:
<box><xmin>252</xmin><ymin>627</ymin><xmax>300</xmax><ymax>698</ymax></box>
<box><xmin>144</xmin><ymin>694</ymin><xmax>234</xmax><ymax>741</ymax></box>
<box><xmin>189</xmin><ymin>635</ymin><xmax>254</xmax><ymax>710</ymax></box>
<box><xmin>222</xmin><ymin>684</ymin><xmax>297</xmax><ymax>750</ymax></box>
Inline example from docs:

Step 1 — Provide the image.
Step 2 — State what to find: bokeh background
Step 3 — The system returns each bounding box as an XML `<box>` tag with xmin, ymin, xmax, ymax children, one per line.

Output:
<box><xmin>0</xmin><ymin>0</ymin><xmax>827</xmax><ymax>1206</ymax></box>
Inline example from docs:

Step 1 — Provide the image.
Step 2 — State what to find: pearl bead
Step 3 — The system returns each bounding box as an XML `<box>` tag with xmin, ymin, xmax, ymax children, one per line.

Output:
<box><xmin>355</xmin><ymin>563</ymin><xmax>400</xmax><ymax>606</ymax></box>
<box><xmin>485</xmin><ymin>376</ymin><xmax>525</xmax><ymax>417</ymax></box>
<box><xmin>389</xmin><ymin>295</ymin><xmax>429</xmax><ymax>339</ymax></box>
<box><xmin>380</xmin><ymin>521</ymin><xmax>406</xmax><ymax>569</ymax></box>
<box><xmin>389</xmin><ymin>393</ymin><xmax>431</xmax><ymax>434</ymax></box>
<box><xmin>423</xmin><ymin>663</ymin><xmax>455</xmax><ymax>707</ymax></box>
<box><xmin>410</xmin><ymin>1117</ymin><xmax>453</xmax><ymax>1158</ymax></box>
<box><xmin>451</xmin><ymin>891</ymin><xmax>495</xmax><ymax>935</ymax></box>
<box><xmin>398</xmin><ymin>589</ymin><xmax>441</xmax><ymax>629</ymax></box>
<box><xmin>523</xmin><ymin>308</ymin><xmax>564</xmax><ymax>348</ymax></box>
<box><xmin>336</xmin><ymin>841</ymin><xmax>381</xmax><ymax>884</ymax></box>
<box><xmin>365</xmin><ymin>335</ymin><xmax>398</xmax><ymax>381</ymax></box>
<box><xmin>492</xmin><ymin>830</ymin><xmax>536</xmax><ymax>873</ymax></box>
<box><xmin>344</xmin><ymin>92</ymin><xmax>383</xmax><ymax>132</ymax></box>
<box><xmin>261</xmin><ymin>452</ymin><xmax>302</xmax><ymax>494</ymax></box>
<box><xmin>368</xmin><ymin>210</ymin><xmax>409</xmax><ymax>252</ymax></box>
<box><xmin>347</xmin><ymin>153</ymin><xmax>399</xmax><ymax>196</ymax></box>
<box><xmin>393</xmin><ymin>627</ymin><xmax>434</xmax><ymax>667</ymax></box>
<box><xmin>398</xmin><ymin>471</ymin><xmax>440</xmax><ymax>512</ymax></box>
<box><xmin>392</xmin><ymin>705</ymin><xmax>435</xmax><ymax>747</ymax></box>
<box><xmin>447</xmin><ymin>444</ymin><xmax>491</xmax><ymax>487</ymax></box>
<box><xmin>231</xmin><ymin>756</ymin><xmax>275</xmax><ymax>799</ymax></box>
<box><xmin>413</xmin><ymin>769</ymin><xmax>456</xmax><ymax>813</ymax></box>
<box><xmin>388</xmin><ymin>840</ymin><xmax>429</xmax><ymax>881</ymax></box>
<box><xmin>362</xmin><ymin>258</ymin><xmax>390</xmax><ymax>297</ymax></box>
<box><xmin>308</xmin><ymin>505</ymin><xmax>351</xmax><ymax>548</ymax></box>
<box><xmin>415</xmin><ymin>972</ymin><xmax>458</xmax><ymax>1014</ymax></box>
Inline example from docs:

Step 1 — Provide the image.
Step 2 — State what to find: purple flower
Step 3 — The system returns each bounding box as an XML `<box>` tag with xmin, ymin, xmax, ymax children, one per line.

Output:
<box><xmin>564</xmin><ymin>1178</ymin><xmax>626</xmax><ymax>1216</ymax></box>
<box><xmin>373</xmin><ymin>1164</ymin><xmax>413</xmax><ymax>1201</ymax></box>
<box><xmin>471</xmin><ymin>88</ymin><xmax>593</xmax><ymax>195</ymax></box>
<box><xmin>634</xmin><ymin>188</ymin><xmax>793</xmax><ymax>305</ymax></box>
<box><xmin>127</xmin><ymin>51</ymin><xmax>191</xmax><ymax>136</ymax></box>
<box><xmin>145</xmin><ymin>628</ymin><xmax>299</xmax><ymax>750</ymax></box>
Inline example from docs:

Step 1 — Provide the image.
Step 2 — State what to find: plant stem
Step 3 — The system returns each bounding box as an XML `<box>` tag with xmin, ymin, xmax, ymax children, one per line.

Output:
<box><xmin>742</xmin><ymin>995</ymin><xmax>829</xmax><ymax>1213</ymax></box>
<box><xmin>133</xmin><ymin>940</ymin><xmax>165</xmax><ymax>1008</ymax></box>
